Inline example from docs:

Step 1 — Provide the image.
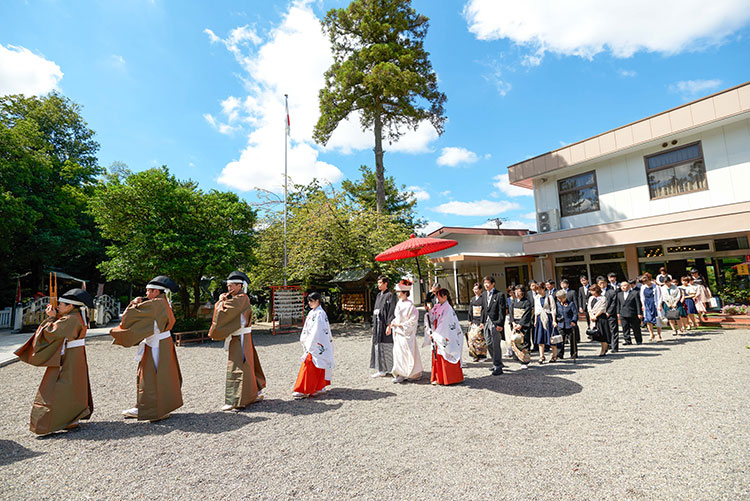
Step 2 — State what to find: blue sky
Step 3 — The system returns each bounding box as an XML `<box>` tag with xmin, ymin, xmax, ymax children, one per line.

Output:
<box><xmin>2</xmin><ymin>0</ymin><xmax>749</xmax><ymax>234</ymax></box>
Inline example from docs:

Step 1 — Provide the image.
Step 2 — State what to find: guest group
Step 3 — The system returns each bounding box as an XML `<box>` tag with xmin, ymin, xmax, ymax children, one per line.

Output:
<box><xmin>14</xmin><ymin>266</ymin><xmax>711</xmax><ymax>435</ymax></box>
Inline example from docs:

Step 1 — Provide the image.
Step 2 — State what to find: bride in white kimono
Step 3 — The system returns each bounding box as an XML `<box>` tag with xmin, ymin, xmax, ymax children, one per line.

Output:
<box><xmin>389</xmin><ymin>280</ymin><xmax>423</xmax><ymax>383</ymax></box>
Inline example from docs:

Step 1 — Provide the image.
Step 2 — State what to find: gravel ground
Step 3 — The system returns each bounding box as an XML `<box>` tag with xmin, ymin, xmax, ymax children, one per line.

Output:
<box><xmin>0</xmin><ymin>322</ymin><xmax>748</xmax><ymax>500</ymax></box>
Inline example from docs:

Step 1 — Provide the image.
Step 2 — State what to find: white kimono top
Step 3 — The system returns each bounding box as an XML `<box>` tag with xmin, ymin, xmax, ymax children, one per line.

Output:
<box><xmin>429</xmin><ymin>301</ymin><xmax>464</xmax><ymax>365</ymax></box>
<box><xmin>300</xmin><ymin>306</ymin><xmax>334</xmax><ymax>380</ymax></box>
<box><xmin>391</xmin><ymin>299</ymin><xmax>418</xmax><ymax>338</ymax></box>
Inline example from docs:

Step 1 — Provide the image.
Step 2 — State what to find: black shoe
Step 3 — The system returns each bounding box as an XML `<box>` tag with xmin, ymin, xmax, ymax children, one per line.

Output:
<box><xmin>623</xmin><ymin>341</ymin><xmax>633</xmax><ymax>345</ymax></box>
<box><xmin>611</xmin><ymin>348</ymin><xmax>619</xmax><ymax>352</ymax></box>
<box><xmin>491</xmin><ymin>368</ymin><xmax>503</xmax><ymax>376</ymax></box>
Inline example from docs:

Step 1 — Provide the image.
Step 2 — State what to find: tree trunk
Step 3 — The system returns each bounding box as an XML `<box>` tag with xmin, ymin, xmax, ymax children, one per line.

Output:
<box><xmin>179</xmin><ymin>285</ymin><xmax>192</xmax><ymax>319</ymax></box>
<box><xmin>373</xmin><ymin>112</ymin><xmax>385</xmax><ymax>214</ymax></box>
<box><xmin>191</xmin><ymin>279</ymin><xmax>201</xmax><ymax>318</ymax></box>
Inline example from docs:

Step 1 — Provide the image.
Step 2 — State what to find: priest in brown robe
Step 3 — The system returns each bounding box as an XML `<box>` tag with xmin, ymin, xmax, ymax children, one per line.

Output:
<box><xmin>208</xmin><ymin>271</ymin><xmax>266</xmax><ymax>410</ymax></box>
<box><xmin>15</xmin><ymin>288</ymin><xmax>94</xmax><ymax>435</ymax></box>
<box><xmin>110</xmin><ymin>275</ymin><xmax>183</xmax><ymax>421</ymax></box>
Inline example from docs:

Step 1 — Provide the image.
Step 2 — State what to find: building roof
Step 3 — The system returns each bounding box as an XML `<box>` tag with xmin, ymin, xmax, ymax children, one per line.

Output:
<box><xmin>329</xmin><ymin>268</ymin><xmax>374</xmax><ymax>283</ymax></box>
<box><xmin>427</xmin><ymin>226</ymin><xmax>531</xmax><ymax>238</ymax></box>
<box><xmin>507</xmin><ymin>81</ymin><xmax>750</xmax><ymax>189</ymax></box>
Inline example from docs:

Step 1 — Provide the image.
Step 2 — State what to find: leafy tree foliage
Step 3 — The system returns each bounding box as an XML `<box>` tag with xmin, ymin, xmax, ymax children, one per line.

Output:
<box><xmin>0</xmin><ymin>92</ymin><xmax>104</xmax><ymax>303</ymax></box>
<box><xmin>314</xmin><ymin>0</ymin><xmax>446</xmax><ymax>214</ymax></box>
<box><xmin>341</xmin><ymin>165</ymin><xmax>423</xmax><ymax>229</ymax></box>
<box><xmin>90</xmin><ymin>166</ymin><xmax>257</xmax><ymax>318</ymax></box>
<box><xmin>251</xmin><ymin>180</ymin><xmax>429</xmax><ymax>291</ymax></box>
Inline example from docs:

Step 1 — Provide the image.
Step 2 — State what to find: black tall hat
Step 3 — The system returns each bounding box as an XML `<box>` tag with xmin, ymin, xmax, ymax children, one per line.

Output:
<box><xmin>59</xmin><ymin>288</ymin><xmax>94</xmax><ymax>309</ymax></box>
<box><xmin>147</xmin><ymin>275</ymin><xmax>179</xmax><ymax>292</ymax></box>
<box><xmin>226</xmin><ymin>271</ymin><xmax>250</xmax><ymax>284</ymax></box>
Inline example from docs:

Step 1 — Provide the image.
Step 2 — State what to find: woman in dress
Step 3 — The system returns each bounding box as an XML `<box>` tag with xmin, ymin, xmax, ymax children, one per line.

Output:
<box><xmin>639</xmin><ymin>273</ymin><xmax>663</xmax><ymax>342</ymax></box>
<box><xmin>15</xmin><ymin>288</ymin><xmax>94</xmax><ymax>435</ymax></box>
<box><xmin>680</xmin><ymin>276</ymin><xmax>699</xmax><ymax>330</ymax></box>
<box><xmin>428</xmin><ymin>288</ymin><xmax>464</xmax><ymax>385</ymax></box>
<box><xmin>208</xmin><ymin>271</ymin><xmax>266</xmax><ymax>410</ymax></box>
<box><xmin>655</xmin><ymin>267</ymin><xmax>672</xmax><ymax>287</ymax></box>
<box><xmin>690</xmin><ymin>268</ymin><xmax>711</xmax><ymax>321</ymax></box>
<box><xmin>466</xmin><ymin>282</ymin><xmax>488</xmax><ymax>362</ymax></box>
<box><xmin>587</xmin><ymin>284</ymin><xmax>611</xmax><ymax>356</ymax></box>
<box><xmin>510</xmin><ymin>285</ymin><xmax>532</xmax><ymax>368</ymax></box>
<box><xmin>532</xmin><ymin>282</ymin><xmax>557</xmax><ymax>364</ymax></box>
<box><xmin>662</xmin><ymin>278</ymin><xmax>686</xmax><ymax>335</ymax></box>
<box><xmin>111</xmin><ymin>275</ymin><xmax>183</xmax><ymax>422</ymax></box>
<box><xmin>390</xmin><ymin>279</ymin><xmax>423</xmax><ymax>383</ymax></box>
<box><xmin>292</xmin><ymin>292</ymin><xmax>334</xmax><ymax>399</ymax></box>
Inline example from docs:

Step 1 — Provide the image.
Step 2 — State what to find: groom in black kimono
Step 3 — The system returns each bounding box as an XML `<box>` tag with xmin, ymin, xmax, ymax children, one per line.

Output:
<box><xmin>370</xmin><ymin>275</ymin><xmax>396</xmax><ymax>377</ymax></box>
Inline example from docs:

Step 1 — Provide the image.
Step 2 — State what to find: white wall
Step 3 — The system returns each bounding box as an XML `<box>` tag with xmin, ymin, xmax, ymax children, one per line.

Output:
<box><xmin>534</xmin><ymin>118</ymin><xmax>750</xmax><ymax>229</ymax></box>
<box><xmin>429</xmin><ymin>234</ymin><xmax>526</xmax><ymax>259</ymax></box>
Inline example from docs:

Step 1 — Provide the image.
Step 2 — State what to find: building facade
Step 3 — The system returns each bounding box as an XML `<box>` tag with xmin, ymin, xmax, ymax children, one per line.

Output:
<box><xmin>505</xmin><ymin>82</ymin><xmax>750</xmax><ymax>294</ymax></box>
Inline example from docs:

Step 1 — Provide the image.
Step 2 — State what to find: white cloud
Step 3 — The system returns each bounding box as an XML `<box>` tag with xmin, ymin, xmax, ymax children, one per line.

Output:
<box><xmin>405</xmin><ymin>185</ymin><xmax>430</xmax><ymax>202</ymax></box>
<box><xmin>433</xmin><ymin>199</ymin><xmax>520</xmax><ymax>217</ymax></box>
<box><xmin>618</xmin><ymin>69</ymin><xmax>637</xmax><ymax>78</ymax></box>
<box><xmin>505</xmin><ymin>219</ymin><xmax>537</xmax><ymax>231</ymax></box>
<box><xmin>669</xmin><ymin>79</ymin><xmax>723</xmax><ymax>99</ymax></box>
<box><xmin>205</xmin><ymin>1</ymin><xmax>438</xmax><ymax>192</ymax></box>
<box><xmin>464</xmin><ymin>0</ymin><xmax>750</xmax><ymax>63</ymax></box>
<box><xmin>493</xmin><ymin>173</ymin><xmax>533</xmax><ymax>197</ymax></box>
<box><xmin>419</xmin><ymin>220</ymin><xmax>444</xmax><ymax>235</ymax></box>
<box><xmin>521</xmin><ymin>211</ymin><xmax>537</xmax><ymax>220</ymax></box>
<box><xmin>440</xmin><ymin>190</ymin><xmax>451</xmax><ymax>197</ymax></box>
<box><xmin>437</xmin><ymin>147</ymin><xmax>480</xmax><ymax>167</ymax></box>
<box><xmin>0</xmin><ymin>44</ymin><xmax>62</xmax><ymax>96</ymax></box>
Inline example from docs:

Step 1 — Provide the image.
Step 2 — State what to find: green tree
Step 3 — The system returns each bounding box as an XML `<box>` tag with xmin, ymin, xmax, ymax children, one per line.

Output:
<box><xmin>341</xmin><ymin>165</ymin><xmax>423</xmax><ymax>228</ymax></box>
<box><xmin>0</xmin><ymin>92</ymin><xmax>104</xmax><ymax>303</ymax></box>
<box><xmin>313</xmin><ymin>0</ymin><xmax>446</xmax><ymax>214</ymax></box>
<box><xmin>90</xmin><ymin>166</ymin><xmax>258</xmax><ymax>318</ymax></box>
<box><xmin>251</xmin><ymin>180</ymin><xmax>428</xmax><ymax>290</ymax></box>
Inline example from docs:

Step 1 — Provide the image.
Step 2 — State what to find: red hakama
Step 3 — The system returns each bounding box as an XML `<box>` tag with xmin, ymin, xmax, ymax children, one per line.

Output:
<box><xmin>431</xmin><ymin>350</ymin><xmax>464</xmax><ymax>385</ymax></box>
<box><xmin>293</xmin><ymin>353</ymin><xmax>330</xmax><ymax>395</ymax></box>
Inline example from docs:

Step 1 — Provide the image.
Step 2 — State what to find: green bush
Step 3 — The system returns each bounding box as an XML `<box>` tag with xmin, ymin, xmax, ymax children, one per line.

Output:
<box><xmin>172</xmin><ymin>317</ymin><xmax>211</xmax><ymax>333</ymax></box>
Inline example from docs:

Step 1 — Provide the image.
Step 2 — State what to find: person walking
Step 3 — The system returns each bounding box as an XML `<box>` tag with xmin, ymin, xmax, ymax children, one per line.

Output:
<box><xmin>429</xmin><ymin>289</ymin><xmax>464</xmax><ymax>385</ymax></box>
<box><xmin>662</xmin><ymin>278</ymin><xmax>686</xmax><ymax>335</ymax></box>
<box><xmin>681</xmin><ymin>276</ymin><xmax>700</xmax><ymax>330</ymax></box>
<box><xmin>558</xmin><ymin>279</ymin><xmax>577</xmax><ymax>359</ymax></box>
<box><xmin>533</xmin><ymin>282</ymin><xmax>557</xmax><ymax>364</ymax></box>
<box><xmin>390</xmin><ymin>280</ymin><xmax>423</xmax><ymax>383</ymax></box>
<box><xmin>370</xmin><ymin>275</ymin><xmax>396</xmax><ymax>378</ymax></box>
<box><xmin>208</xmin><ymin>271</ymin><xmax>266</xmax><ymax>411</ymax></box>
<box><xmin>15</xmin><ymin>288</ymin><xmax>94</xmax><ymax>435</ymax></box>
<box><xmin>467</xmin><ymin>282</ymin><xmax>488</xmax><ymax>362</ymax></box>
<box><xmin>578</xmin><ymin>275</ymin><xmax>592</xmax><ymax>329</ymax></box>
<box><xmin>639</xmin><ymin>273</ymin><xmax>663</xmax><ymax>342</ymax></box>
<box><xmin>603</xmin><ymin>275</ymin><xmax>620</xmax><ymax>351</ymax></box>
<box><xmin>554</xmin><ymin>289</ymin><xmax>577</xmax><ymax>361</ymax></box>
<box><xmin>293</xmin><ymin>292</ymin><xmax>334</xmax><ymax>399</ymax></box>
<box><xmin>510</xmin><ymin>285</ymin><xmax>532</xmax><ymax>368</ymax></box>
<box><xmin>481</xmin><ymin>276</ymin><xmax>506</xmax><ymax>376</ymax></box>
<box><xmin>587</xmin><ymin>284</ymin><xmax>611</xmax><ymax>357</ymax></box>
<box><xmin>690</xmin><ymin>268</ymin><xmax>711</xmax><ymax>321</ymax></box>
<box><xmin>616</xmin><ymin>280</ymin><xmax>643</xmax><ymax>345</ymax></box>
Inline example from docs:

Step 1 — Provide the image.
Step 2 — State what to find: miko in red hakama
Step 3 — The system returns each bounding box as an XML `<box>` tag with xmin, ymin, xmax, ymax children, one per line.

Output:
<box><xmin>426</xmin><ymin>301</ymin><xmax>464</xmax><ymax>386</ymax></box>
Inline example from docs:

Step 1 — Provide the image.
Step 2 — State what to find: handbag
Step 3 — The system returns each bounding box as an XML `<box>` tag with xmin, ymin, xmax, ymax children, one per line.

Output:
<box><xmin>586</xmin><ymin>326</ymin><xmax>603</xmax><ymax>341</ymax></box>
<box><xmin>666</xmin><ymin>309</ymin><xmax>680</xmax><ymax>320</ymax></box>
<box><xmin>550</xmin><ymin>334</ymin><xmax>563</xmax><ymax>344</ymax></box>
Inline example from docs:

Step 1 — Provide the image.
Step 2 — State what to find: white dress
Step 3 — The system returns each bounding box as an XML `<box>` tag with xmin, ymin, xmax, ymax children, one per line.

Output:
<box><xmin>390</xmin><ymin>299</ymin><xmax>423</xmax><ymax>379</ymax></box>
<box><xmin>300</xmin><ymin>306</ymin><xmax>335</xmax><ymax>381</ymax></box>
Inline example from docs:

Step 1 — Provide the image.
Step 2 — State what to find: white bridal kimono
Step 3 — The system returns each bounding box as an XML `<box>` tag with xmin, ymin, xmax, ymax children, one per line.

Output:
<box><xmin>390</xmin><ymin>298</ymin><xmax>423</xmax><ymax>380</ymax></box>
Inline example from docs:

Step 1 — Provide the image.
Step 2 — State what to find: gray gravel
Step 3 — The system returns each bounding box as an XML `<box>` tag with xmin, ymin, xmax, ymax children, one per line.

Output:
<box><xmin>0</xmin><ymin>324</ymin><xmax>748</xmax><ymax>500</ymax></box>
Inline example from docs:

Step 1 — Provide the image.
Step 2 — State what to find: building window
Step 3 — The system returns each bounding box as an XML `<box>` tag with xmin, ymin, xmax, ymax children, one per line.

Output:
<box><xmin>637</xmin><ymin>245</ymin><xmax>664</xmax><ymax>258</ymax></box>
<box><xmin>714</xmin><ymin>236</ymin><xmax>749</xmax><ymax>252</ymax></box>
<box><xmin>555</xmin><ymin>255</ymin><xmax>585</xmax><ymax>263</ymax></box>
<box><xmin>644</xmin><ymin>142</ymin><xmax>708</xmax><ymax>199</ymax></box>
<box><xmin>666</xmin><ymin>243</ymin><xmax>710</xmax><ymax>254</ymax></box>
<box><xmin>557</xmin><ymin>171</ymin><xmax>600</xmax><ymax>217</ymax></box>
<box><xmin>590</xmin><ymin>251</ymin><xmax>625</xmax><ymax>261</ymax></box>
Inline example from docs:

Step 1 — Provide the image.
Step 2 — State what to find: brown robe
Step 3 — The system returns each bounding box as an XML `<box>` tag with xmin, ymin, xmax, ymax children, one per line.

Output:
<box><xmin>15</xmin><ymin>312</ymin><xmax>93</xmax><ymax>435</ymax></box>
<box><xmin>110</xmin><ymin>297</ymin><xmax>183</xmax><ymax>420</ymax></box>
<box><xmin>208</xmin><ymin>293</ymin><xmax>266</xmax><ymax>407</ymax></box>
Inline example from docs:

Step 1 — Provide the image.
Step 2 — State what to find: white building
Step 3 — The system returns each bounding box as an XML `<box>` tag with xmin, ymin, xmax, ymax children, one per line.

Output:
<box><xmin>505</xmin><ymin>81</ymin><xmax>750</xmax><ymax>290</ymax></box>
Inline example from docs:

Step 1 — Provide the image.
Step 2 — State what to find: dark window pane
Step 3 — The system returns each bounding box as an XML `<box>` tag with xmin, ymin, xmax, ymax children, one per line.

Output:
<box><xmin>559</xmin><ymin>171</ymin><xmax>596</xmax><ymax>192</ymax></box>
<box><xmin>560</xmin><ymin>187</ymin><xmax>600</xmax><ymax>216</ymax></box>
<box><xmin>590</xmin><ymin>252</ymin><xmax>625</xmax><ymax>261</ymax></box>
<box><xmin>589</xmin><ymin>262</ymin><xmax>628</xmax><ymax>283</ymax></box>
<box><xmin>637</xmin><ymin>246</ymin><xmax>664</xmax><ymax>258</ymax></box>
<box><xmin>556</xmin><ymin>255</ymin><xmax>585</xmax><ymax>263</ymax></box>
<box><xmin>666</xmin><ymin>243</ymin><xmax>710</xmax><ymax>253</ymax></box>
<box><xmin>673</xmin><ymin>161</ymin><xmax>707</xmax><ymax>194</ymax></box>
<box><xmin>714</xmin><ymin>236</ymin><xmax>750</xmax><ymax>251</ymax></box>
<box><xmin>647</xmin><ymin>144</ymin><xmax>700</xmax><ymax>170</ymax></box>
<box><xmin>555</xmin><ymin>264</ymin><xmax>589</xmax><ymax>286</ymax></box>
<box><xmin>648</xmin><ymin>168</ymin><xmax>676</xmax><ymax>198</ymax></box>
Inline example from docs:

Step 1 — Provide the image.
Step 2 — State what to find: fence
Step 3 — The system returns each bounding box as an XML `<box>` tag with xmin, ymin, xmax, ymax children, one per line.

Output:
<box><xmin>0</xmin><ymin>308</ymin><xmax>11</xmax><ymax>329</ymax></box>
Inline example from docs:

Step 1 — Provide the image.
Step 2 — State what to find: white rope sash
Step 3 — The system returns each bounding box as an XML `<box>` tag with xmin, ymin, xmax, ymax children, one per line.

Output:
<box><xmin>224</xmin><ymin>326</ymin><xmax>252</xmax><ymax>351</ymax></box>
<box><xmin>134</xmin><ymin>322</ymin><xmax>172</xmax><ymax>370</ymax></box>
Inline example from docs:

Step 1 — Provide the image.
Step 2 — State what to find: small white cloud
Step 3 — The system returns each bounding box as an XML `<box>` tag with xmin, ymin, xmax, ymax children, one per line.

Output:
<box><xmin>437</xmin><ymin>147</ymin><xmax>480</xmax><ymax>167</ymax></box>
<box><xmin>618</xmin><ymin>69</ymin><xmax>637</xmax><ymax>77</ymax></box>
<box><xmin>405</xmin><ymin>186</ymin><xmax>430</xmax><ymax>201</ymax></box>
<box><xmin>0</xmin><ymin>44</ymin><xmax>62</xmax><ymax>96</ymax></box>
<box><xmin>559</xmin><ymin>140</ymin><xmax>569</xmax><ymax>147</ymax></box>
<box><xmin>668</xmin><ymin>79</ymin><xmax>722</xmax><ymax>100</ymax></box>
<box><xmin>420</xmin><ymin>220</ymin><xmax>444</xmax><ymax>235</ymax></box>
<box><xmin>440</xmin><ymin>190</ymin><xmax>451</xmax><ymax>197</ymax></box>
<box><xmin>505</xmin><ymin>219</ymin><xmax>536</xmax><ymax>231</ymax></box>
<box><xmin>493</xmin><ymin>173</ymin><xmax>533</xmax><ymax>197</ymax></box>
<box><xmin>433</xmin><ymin>199</ymin><xmax>520</xmax><ymax>217</ymax></box>
<box><xmin>521</xmin><ymin>211</ymin><xmax>537</xmax><ymax>220</ymax></box>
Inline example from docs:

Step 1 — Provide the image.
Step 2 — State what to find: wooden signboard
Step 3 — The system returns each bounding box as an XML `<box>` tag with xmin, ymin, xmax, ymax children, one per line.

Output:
<box><xmin>270</xmin><ymin>285</ymin><xmax>305</xmax><ymax>335</ymax></box>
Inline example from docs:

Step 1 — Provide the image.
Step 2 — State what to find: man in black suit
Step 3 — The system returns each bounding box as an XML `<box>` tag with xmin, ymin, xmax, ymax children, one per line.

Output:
<box><xmin>558</xmin><ymin>279</ymin><xmax>578</xmax><ymax>358</ymax></box>
<box><xmin>598</xmin><ymin>276</ymin><xmax>619</xmax><ymax>352</ymax></box>
<box><xmin>578</xmin><ymin>275</ymin><xmax>591</xmax><ymax>328</ymax></box>
<box><xmin>616</xmin><ymin>281</ymin><xmax>643</xmax><ymax>345</ymax></box>
<box><xmin>606</xmin><ymin>272</ymin><xmax>620</xmax><ymax>347</ymax></box>
<box><xmin>527</xmin><ymin>280</ymin><xmax>539</xmax><ymax>352</ymax></box>
<box><xmin>481</xmin><ymin>275</ymin><xmax>506</xmax><ymax>375</ymax></box>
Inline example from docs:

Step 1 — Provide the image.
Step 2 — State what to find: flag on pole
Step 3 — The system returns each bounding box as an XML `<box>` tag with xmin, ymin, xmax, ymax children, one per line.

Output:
<box><xmin>285</xmin><ymin>97</ymin><xmax>290</xmax><ymax>136</ymax></box>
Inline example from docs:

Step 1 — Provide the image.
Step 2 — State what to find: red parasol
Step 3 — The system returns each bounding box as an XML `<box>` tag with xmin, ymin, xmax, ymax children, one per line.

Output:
<box><xmin>375</xmin><ymin>234</ymin><xmax>458</xmax><ymax>303</ymax></box>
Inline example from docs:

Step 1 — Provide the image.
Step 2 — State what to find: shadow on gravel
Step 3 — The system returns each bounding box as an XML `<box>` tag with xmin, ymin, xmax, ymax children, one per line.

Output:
<box><xmin>48</xmin><ymin>412</ymin><xmax>266</xmax><ymax>441</ymax></box>
<box><xmin>0</xmin><ymin>439</ymin><xmax>43</xmax><ymax>465</ymax></box>
<box><xmin>248</xmin><ymin>398</ymin><xmax>344</xmax><ymax>416</ymax></box>
<box><xmin>462</xmin><ymin>372</ymin><xmax>583</xmax><ymax>398</ymax></box>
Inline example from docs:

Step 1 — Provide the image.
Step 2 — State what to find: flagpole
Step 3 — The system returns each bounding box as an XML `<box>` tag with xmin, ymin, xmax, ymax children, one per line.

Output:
<box><xmin>283</xmin><ymin>94</ymin><xmax>289</xmax><ymax>286</ymax></box>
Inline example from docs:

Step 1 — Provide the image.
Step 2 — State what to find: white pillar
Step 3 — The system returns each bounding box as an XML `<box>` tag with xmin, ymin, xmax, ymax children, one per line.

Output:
<box><xmin>453</xmin><ymin>261</ymin><xmax>459</xmax><ymax>305</ymax></box>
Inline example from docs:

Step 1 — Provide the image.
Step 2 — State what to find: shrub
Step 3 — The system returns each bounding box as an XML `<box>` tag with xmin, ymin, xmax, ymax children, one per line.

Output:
<box><xmin>721</xmin><ymin>304</ymin><xmax>749</xmax><ymax>316</ymax></box>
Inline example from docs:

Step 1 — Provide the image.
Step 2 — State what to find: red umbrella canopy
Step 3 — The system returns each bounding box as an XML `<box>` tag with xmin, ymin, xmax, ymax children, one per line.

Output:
<box><xmin>375</xmin><ymin>234</ymin><xmax>458</xmax><ymax>262</ymax></box>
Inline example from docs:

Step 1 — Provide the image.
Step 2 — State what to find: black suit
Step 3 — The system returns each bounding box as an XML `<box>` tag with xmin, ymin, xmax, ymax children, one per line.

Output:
<box><xmin>578</xmin><ymin>285</ymin><xmax>592</xmax><ymax>326</ymax></box>
<box><xmin>558</xmin><ymin>288</ymin><xmax>577</xmax><ymax>358</ymax></box>
<box><xmin>482</xmin><ymin>289</ymin><xmax>507</xmax><ymax>370</ymax></box>
<box><xmin>604</xmin><ymin>287</ymin><xmax>619</xmax><ymax>350</ymax></box>
<box><xmin>616</xmin><ymin>289</ymin><xmax>643</xmax><ymax>344</ymax></box>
